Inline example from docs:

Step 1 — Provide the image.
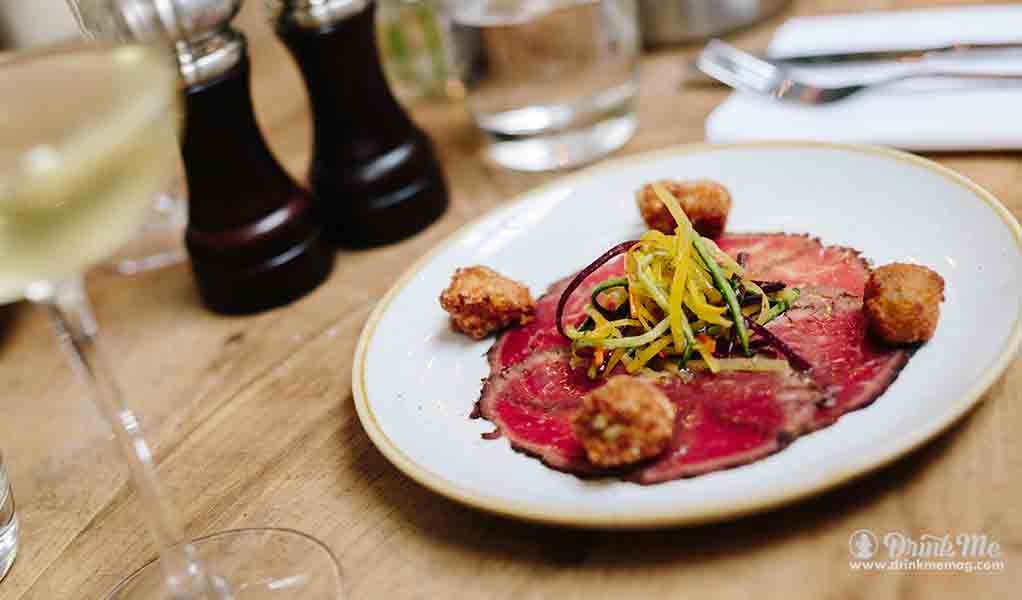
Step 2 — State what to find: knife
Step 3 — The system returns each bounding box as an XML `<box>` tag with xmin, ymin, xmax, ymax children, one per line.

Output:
<box><xmin>683</xmin><ymin>41</ymin><xmax>1022</xmax><ymax>85</ymax></box>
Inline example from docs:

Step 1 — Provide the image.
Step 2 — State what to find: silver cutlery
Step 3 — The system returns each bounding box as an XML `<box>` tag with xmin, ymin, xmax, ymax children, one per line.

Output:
<box><xmin>696</xmin><ymin>39</ymin><xmax>1022</xmax><ymax>105</ymax></box>
<box><xmin>684</xmin><ymin>41</ymin><xmax>1022</xmax><ymax>85</ymax></box>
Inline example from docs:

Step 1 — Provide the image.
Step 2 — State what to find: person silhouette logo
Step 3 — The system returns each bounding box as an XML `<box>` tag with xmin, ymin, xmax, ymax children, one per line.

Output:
<box><xmin>849</xmin><ymin>529</ymin><xmax>879</xmax><ymax>560</ymax></box>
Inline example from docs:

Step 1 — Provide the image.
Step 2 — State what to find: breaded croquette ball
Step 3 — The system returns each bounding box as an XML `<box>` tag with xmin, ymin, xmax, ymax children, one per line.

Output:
<box><xmin>439</xmin><ymin>266</ymin><xmax>535</xmax><ymax>339</ymax></box>
<box><xmin>636</xmin><ymin>179</ymin><xmax>732</xmax><ymax>239</ymax></box>
<box><xmin>573</xmin><ymin>376</ymin><xmax>676</xmax><ymax>468</ymax></box>
<box><xmin>864</xmin><ymin>263</ymin><xmax>945</xmax><ymax>345</ymax></box>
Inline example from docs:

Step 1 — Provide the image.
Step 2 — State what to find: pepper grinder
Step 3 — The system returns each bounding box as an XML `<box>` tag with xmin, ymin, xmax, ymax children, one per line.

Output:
<box><xmin>77</xmin><ymin>0</ymin><xmax>333</xmax><ymax>314</ymax></box>
<box><xmin>268</xmin><ymin>0</ymin><xmax>449</xmax><ymax>247</ymax></box>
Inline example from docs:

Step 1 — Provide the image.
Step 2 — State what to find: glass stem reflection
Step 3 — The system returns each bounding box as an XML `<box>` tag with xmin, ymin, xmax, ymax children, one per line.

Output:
<box><xmin>36</xmin><ymin>277</ymin><xmax>223</xmax><ymax>600</ymax></box>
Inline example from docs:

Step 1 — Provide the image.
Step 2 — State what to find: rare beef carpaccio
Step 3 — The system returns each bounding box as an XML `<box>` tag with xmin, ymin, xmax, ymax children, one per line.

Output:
<box><xmin>473</xmin><ymin>233</ymin><xmax>910</xmax><ymax>483</ymax></box>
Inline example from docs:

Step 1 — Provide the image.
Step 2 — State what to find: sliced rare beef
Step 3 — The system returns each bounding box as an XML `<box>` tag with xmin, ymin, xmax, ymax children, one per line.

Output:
<box><xmin>764</xmin><ymin>287</ymin><xmax>910</xmax><ymax>429</ymax></box>
<box><xmin>474</xmin><ymin>233</ymin><xmax>906</xmax><ymax>483</ymax></box>
<box><xmin>475</xmin><ymin>349</ymin><xmax>823</xmax><ymax>480</ymax></box>
<box><xmin>717</xmin><ymin>233</ymin><xmax>869</xmax><ymax>295</ymax></box>
<box><xmin>628</xmin><ymin>369</ymin><xmax>821</xmax><ymax>483</ymax></box>
<box><xmin>477</xmin><ymin>350</ymin><xmax>601</xmax><ymax>472</ymax></box>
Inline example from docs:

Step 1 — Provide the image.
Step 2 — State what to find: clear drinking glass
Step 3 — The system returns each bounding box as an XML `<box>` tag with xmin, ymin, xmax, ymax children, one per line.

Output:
<box><xmin>0</xmin><ymin>43</ymin><xmax>342</xmax><ymax>599</ymax></box>
<box><xmin>0</xmin><ymin>452</ymin><xmax>18</xmax><ymax>582</ymax></box>
<box><xmin>448</xmin><ymin>0</ymin><xmax>641</xmax><ymax>171</ymax></box>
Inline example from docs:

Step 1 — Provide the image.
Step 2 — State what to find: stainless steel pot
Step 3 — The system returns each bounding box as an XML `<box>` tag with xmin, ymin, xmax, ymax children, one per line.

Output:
<box><xmin>639</xmin><ymin>0</ymin><xmax>788</xmax><ymax>45</ymax></box>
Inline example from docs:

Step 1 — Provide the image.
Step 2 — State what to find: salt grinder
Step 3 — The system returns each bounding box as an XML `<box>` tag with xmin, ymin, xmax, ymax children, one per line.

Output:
<box><xmin>268</xmin><ymin>0</ymin><xmax>449</xmax><ymax>247</ymax></box>
<box><xmin>119</xmin><ymin>0</ymin><xmax>333</xmax><ymax>314</ymax></box>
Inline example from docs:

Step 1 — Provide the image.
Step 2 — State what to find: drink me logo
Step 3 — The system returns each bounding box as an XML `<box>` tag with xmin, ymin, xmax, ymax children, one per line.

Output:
<box><xmin>848</xmin><ymin>529</ymin><xmax>1006</xmax><ymax>573</ymax></box>
<box><xmin>849</xmin><ymin>529</ymin><xmax>878</xmax><ymax>560</ymax></box>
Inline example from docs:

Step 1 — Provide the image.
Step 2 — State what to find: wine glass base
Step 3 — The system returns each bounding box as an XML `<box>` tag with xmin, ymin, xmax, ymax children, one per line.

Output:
<box><xmin>0</xmin><ymin>456</ymin><xmax>18</xmax><ymax>583</ymax></box>
<box><xmin>106</xmin><ymin>250</ymin><xmax>186</xmax><ymax>276</ymax></box>
<box><xmin>104</xmin><ymin>528</ymin><xmax>345</xmax><ymax>600</ymax></box>
<box><xmin>0</xmin><ymin>516</ymin><xmax>17</xmax><ymax>582</ymax></box>
<box><xmin>482</xmin><ymin>112</ymin><xmax>637</xmax><ymax>173</ymax></box>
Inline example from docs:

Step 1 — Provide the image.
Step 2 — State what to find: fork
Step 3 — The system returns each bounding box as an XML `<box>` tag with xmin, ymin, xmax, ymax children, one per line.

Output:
<box><xmin>696</xmin><ymin>39</ymin><xmax>1022</xmax><ymax>105</ymax></box>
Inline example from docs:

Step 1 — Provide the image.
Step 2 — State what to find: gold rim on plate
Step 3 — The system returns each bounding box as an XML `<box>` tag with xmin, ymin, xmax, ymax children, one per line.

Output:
<box><xmin>352</xmin><ymin>141</ymin><xmax>1022</xmax><ymax>529</ymax></box>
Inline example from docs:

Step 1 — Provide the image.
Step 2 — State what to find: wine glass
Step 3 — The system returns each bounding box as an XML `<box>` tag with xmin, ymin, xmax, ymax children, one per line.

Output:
<box><xmin>0</xmin><ymin>43</ymin><xmax>343</xmax><ymax>599</ymax></box>
<box><xmin>65</xmin><ymin>0</ymin><xmax>190</xmax><ymax>276</ymax></box>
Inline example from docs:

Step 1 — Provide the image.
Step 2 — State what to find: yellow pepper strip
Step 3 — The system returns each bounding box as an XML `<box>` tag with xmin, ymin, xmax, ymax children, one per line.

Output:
<box><xmin>636</xmin><ymin>255</ymin><xmax>671</xmax><ymax>312</ymax></box>
<box><xmin>635</xmin><ymin>298</ymin><xmax>657</xmax><ymax>329</ymax></box>
<box><xmin>686</xmin><ymin>357</ymin><xmax>790</xmax><ymax>372</ymax></box>
<box><xmin>667</xmin><ymin>279</ymin><xmax>687</xmax><ymax>352</ymax></box>
<box><xmin>640</xmin><ymin>230</ymin><xmax>674</xmax><ymax>251</ymax></box>
<box><xmin>651</xmin><ymin>182</ymin><xmax>696</xmax><ymax>233</ymax></box>
<box><xmin>586</xmin><ymin>305</ymin><xmax>611</xmax><ymax>328</ymax></box>
<box><xmin>624</xmin><ymin>247</ymin><xmax>637</xmax><ymax>277</ymax></box>
<box><xmin>626</xmin><ymin>253</ymin><xmax>643</xmax><ymax>324</ymax></box>
<box><xmin>741</xmin><ymin>277</ymin><xmax>771</xmax><ymax>324</ymax></box>
<box><xmin>605</xmin><ymin>347</ymin><xmax>628</xmax><ymax>374</ymax></box>
<box><xmin>668</xmin><ymin>228</ymin><xmax>691</xmax><ymax>353</ymax></box>
<box><xmin>685</xmin><ymin>278</ymin><xmax>732</xmax><ymax>326</ymax></box>
<box><xmin>629</xmin><ymin>269</ymin><xmax>654</xmax><ymax>329</ymax></box>
<box><xmin>588</xmin><ymin>348</ymin><xmax>606</xmax><ymax>378</ymax></box>
<box><xmin>626</xmin><ymin>336</ymin><xmax>673</xmax><ymax>373</ymax></box>
<box><xmin>694</xmin><ymin>335</ymin><xmax>720</xmax><ymax>373</ymax></box>
<box><xmin>629</xmin><ymin>289</ymin><xmax>643</xmax><ymax>325</ymax></box>
<box><xmin>689</xmin><ymin>259</ymin><xmax>722</xmax><ymax>304</ymax></box>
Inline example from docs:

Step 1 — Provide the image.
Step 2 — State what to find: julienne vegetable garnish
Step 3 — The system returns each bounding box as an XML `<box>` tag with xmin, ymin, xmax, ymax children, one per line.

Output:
<box><xmin>556</xmin><ymin>183</ymin><xmax>811</xmax><ymax>378</ymax></box>
<box><xmin>555</xmin><ymin>240</ymin><xmax>639</xmax><ymax>339</ymax></box>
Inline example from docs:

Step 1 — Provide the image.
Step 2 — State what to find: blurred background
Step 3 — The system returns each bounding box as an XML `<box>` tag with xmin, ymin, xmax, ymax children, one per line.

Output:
<box><xmin>0</xmin><ymin>0</ymin><xmax>462</xmax><ymax>104</ymax></box>
<box><xmin>0</xmin><ymin>1</ymin><xmax>79</xmax><ymax>49</ymax></box>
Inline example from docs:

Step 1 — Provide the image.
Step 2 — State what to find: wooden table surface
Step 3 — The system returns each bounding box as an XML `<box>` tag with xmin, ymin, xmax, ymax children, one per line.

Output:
<box><xmin>2</xmin><ymin>0</ymin><xmax>1020</xmax><ymax>598</ymax></box>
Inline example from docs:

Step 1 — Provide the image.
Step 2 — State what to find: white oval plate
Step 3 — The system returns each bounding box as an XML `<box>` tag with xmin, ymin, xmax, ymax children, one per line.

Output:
<box><xmin>353</xmin><ymin>142</ymin><xmax>1022</xmax><ymax>528</ymax></box>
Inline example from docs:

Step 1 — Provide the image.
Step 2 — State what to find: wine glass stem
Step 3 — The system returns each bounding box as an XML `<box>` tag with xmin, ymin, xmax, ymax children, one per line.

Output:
<box><xmin>36</xmin><ymin>277</ymin><xmax>220</xmax><ymax>600</ymax></box>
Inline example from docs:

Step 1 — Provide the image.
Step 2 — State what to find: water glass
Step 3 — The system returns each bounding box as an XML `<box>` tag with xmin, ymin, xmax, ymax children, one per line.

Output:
<box><xmin>448</xmin><ymin>0</ymin><xmax>641</xmax><ymax>171</ymax></box>
<box><xmin>0</xmin><ymin>452</ymin><xmax>18</xmax><ymax>582</ymax></box>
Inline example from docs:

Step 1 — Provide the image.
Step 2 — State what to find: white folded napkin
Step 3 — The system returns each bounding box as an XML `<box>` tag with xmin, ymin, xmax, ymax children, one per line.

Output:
<box><xmin>704</xmin><ymin>5</ymin><xmax>1022</xmax><ymax>150</ymax></box>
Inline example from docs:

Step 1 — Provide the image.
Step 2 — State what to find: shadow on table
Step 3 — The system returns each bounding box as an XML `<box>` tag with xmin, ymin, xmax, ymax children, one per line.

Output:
<box><xmin>0</xmin><ymin>301</ymin><xmax>26</xmax><ymax>354</ymax></box>
<box><xmin>351</xmin><ymin>400</ymin><xmax>979</xmax><ymax>568</ymax></box>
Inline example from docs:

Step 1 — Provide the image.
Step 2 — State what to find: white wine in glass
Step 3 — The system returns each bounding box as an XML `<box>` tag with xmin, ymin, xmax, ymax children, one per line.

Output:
<box><xmin>64</xmin><ymin>0</ymin><xmax>190</xmax><ymax>276</ymax></box>
<box><xmin>0</xmin><ymin>43</ymin><xmax>343</xmax><ymax>599</ymax></box>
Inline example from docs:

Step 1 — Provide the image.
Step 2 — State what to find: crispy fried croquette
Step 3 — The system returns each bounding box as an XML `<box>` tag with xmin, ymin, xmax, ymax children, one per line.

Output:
<box><xmin>573</xmin><ymin>376</ymin><xmax>676</xmax><ymax>468</ymax></box>
<box><xmin>864</xmin><ymin>263</ymin><xmax>945</xmax><ymax>345</ymax></box>
<box><xmin>439</xmin><ymin>266</ymin><xmax>535</xmax><ymax>339</ymax></box>
<box><xmin>636</xmin><ymin>179</ymin><xmax>732</xmax><ymax>239</ymax></box>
